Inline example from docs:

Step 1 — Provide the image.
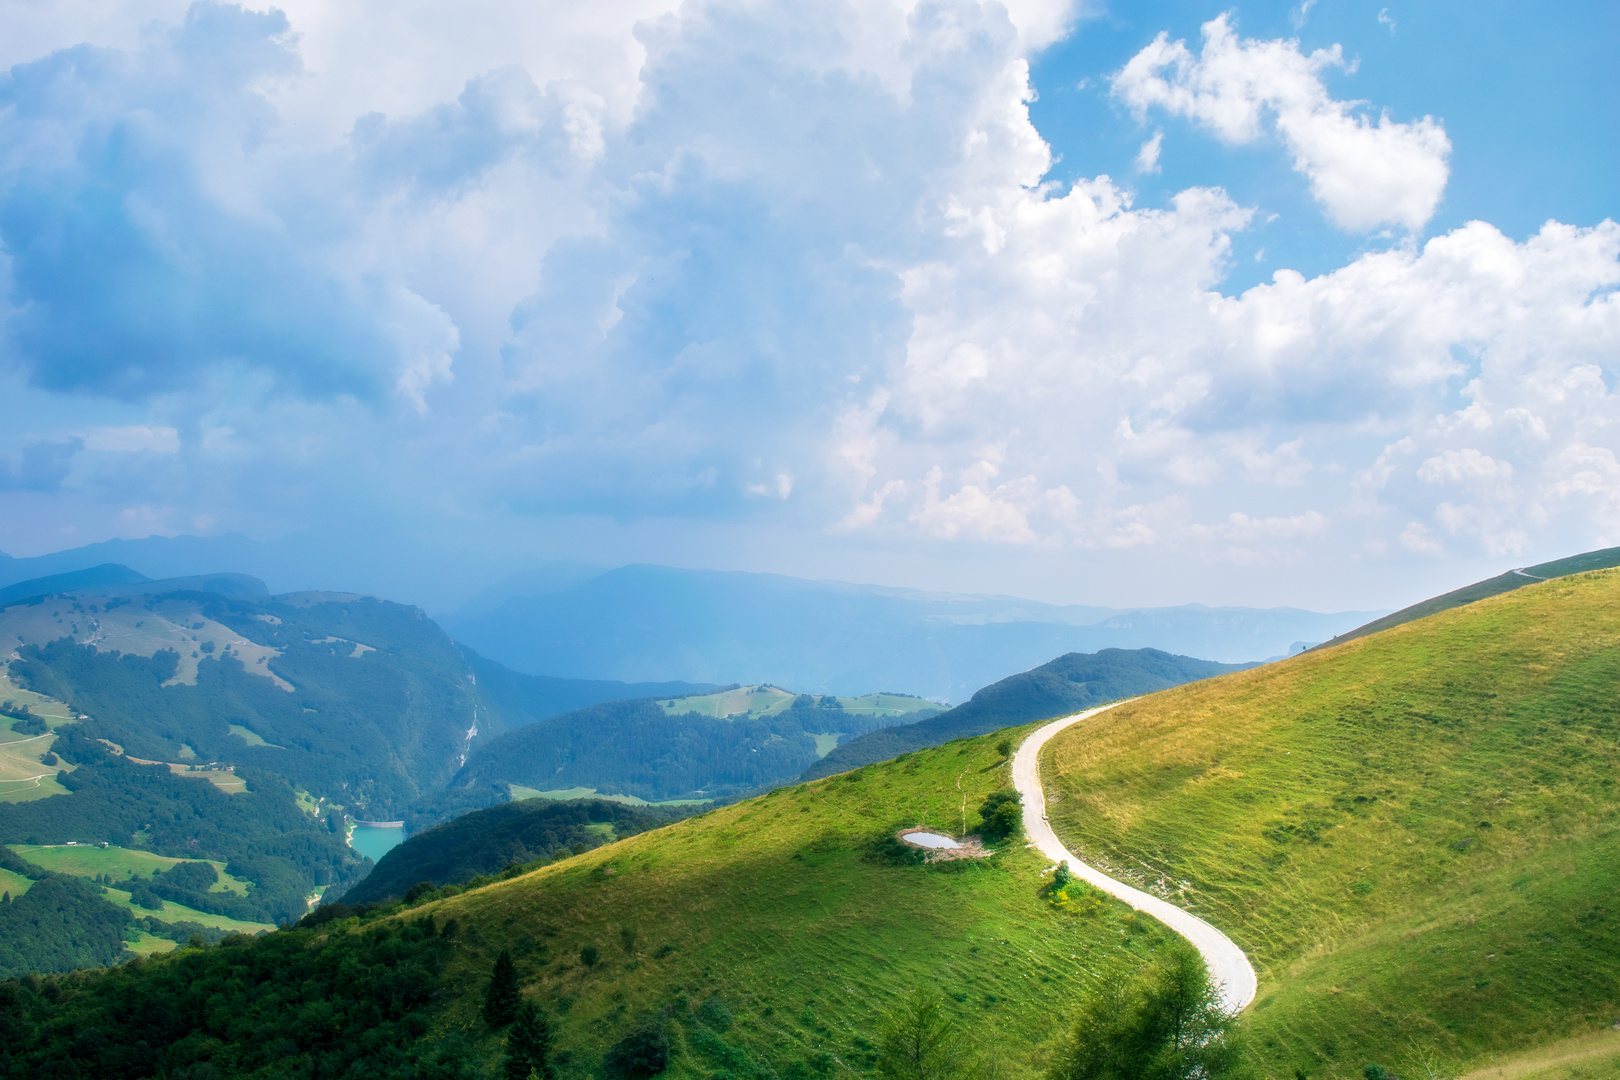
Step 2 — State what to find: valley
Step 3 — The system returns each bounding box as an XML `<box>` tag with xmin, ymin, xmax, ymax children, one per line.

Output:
<box><xmin>0</xmin><ymin>553</ymin><xmax>1614</xmax><ymax>1080</ymax></box>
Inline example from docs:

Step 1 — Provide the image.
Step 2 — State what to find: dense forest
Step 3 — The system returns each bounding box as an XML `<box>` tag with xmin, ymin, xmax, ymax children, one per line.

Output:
<box><xmin>11</xmin><ymin>593</ymin><xmax>480</xmax><ymax>816</ymax></box>
<box><xmin>456</xmin><ymin>693</ymin><xmax>911</xmax><ymax>802</ymax></box>
<box><xmin>804</xmin><ymin>648</ymin><xmax>1250</xmax><ymax>779</ymax></box>
<box><xmin>0</xmin><ymin>911</ymin><xmax>459</xmax><ymax>1079</ymax></box>
<box><xmin>341</xmin><ymin>798</ymin><xmax>690</xmax><ymax>905</ymax></box>
<box><xmin>0</xmin><ymin>846</ymin><xmax>132</xmax><ymax>978</ymax></box>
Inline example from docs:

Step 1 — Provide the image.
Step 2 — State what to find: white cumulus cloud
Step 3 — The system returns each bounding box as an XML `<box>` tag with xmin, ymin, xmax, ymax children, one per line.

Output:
<box><xmin>1113</xmin><ymin>13</ymin><xmax>1451</xmax><ymax>231</ymax></box>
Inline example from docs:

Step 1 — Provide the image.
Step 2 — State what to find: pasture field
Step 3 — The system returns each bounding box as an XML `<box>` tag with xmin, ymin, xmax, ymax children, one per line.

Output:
<box><xmin>227</xmin><ymin>723</ymin><xmax>281</xmax><ymax>747</ymax></box>
<box><xmin>160</xmin><ymin>763</ymin><xmax>248</xmax><ymax>794</ymax></box>
<box><xmin>0</xmin><ymin>671</ymin><xmax>77</xmax><ymax>802</ymax></box>
<box><xmin>0</xmin><ymin>775</ymin><xmax>71</xmax><ymax>802</ymax></box>
<box><xmin>399</xmin><ymin>724</ymin><xmax>1169</xmax><ymax>1080</ymax></box>
<box><xmin>97</xmin><ymin>887</ymin><xmax>276</xmax><ymax>934</ymax></box>
<box><xmin>657</xmin><ymin>685</ymin><xmax>937</xmax><ymax>722</ymax></box>
<box><xmin>0</xmin><ymin>666</ymin><xmax>76</xmax><ymax>727</ymax></box>
<box><xmin>11</xmin><ymin>843</ymin><xmax>254</xmax><ymax>895</ymax></box>
<box><xmin>509</xmin><ymin>784</ymin><xmax>710</xmax><ymax>807</ymax></box>
<box><xmin>1457</xmin><ymin>1030</ymin><xmax>1620</xmax><ymax>1080</ymax></box>
<box><xmin>1043</xmin><ymin>568</ymin><xmax>1620</xmax><ymax>1079</ymax></box>
<box><xmin>0</xmin><ymin>865</ymin><xmax>31</xmax><ymax>896</ymax></box>
<box><xmin>0</xmin><ymin>595</ymin><xmax>293</xmax><ymax>690</ymax></box>
<box><xmin>124</xmin><ymin>930</ymin><xmax>180</xmax><ymax>957</ymax></box>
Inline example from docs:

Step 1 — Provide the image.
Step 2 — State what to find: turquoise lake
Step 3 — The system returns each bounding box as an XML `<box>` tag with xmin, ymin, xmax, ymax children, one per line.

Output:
<box><xmin>349</xmin><ymin>824</ymin><xmax>405</xmax><ymax>863</ymax></box>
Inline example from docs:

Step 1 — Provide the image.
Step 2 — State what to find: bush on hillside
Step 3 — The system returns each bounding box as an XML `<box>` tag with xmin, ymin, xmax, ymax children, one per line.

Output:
<box><xmin>977</xmin><ymin>789</ymin><xmax>1022</xmax><ymax>842</ymax></box>
<box><xmin>603</xmin><ymin>1023</ymin><xmax>670</xmax><ymax>1079</ymax></box>
<box><xmin>697</xmin><ymin>997</ymin><xmax>734</xmax><ymax>1031</ymax></box>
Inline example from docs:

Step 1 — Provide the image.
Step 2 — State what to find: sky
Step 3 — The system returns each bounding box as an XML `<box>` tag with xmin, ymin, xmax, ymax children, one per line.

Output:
<box><xmin>0</xmin><ymin>0</ymin><xmax>1614</xmax><ymax>613</ymax></box>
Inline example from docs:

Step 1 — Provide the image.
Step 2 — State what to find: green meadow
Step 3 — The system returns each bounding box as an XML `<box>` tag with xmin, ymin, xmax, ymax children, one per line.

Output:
<box><xmin>409</xmin><ymin>727</ymin><xmax>1169</xmax><ymax>1080</ymax></box>
<box><xmin>6</xmin><ymin>566</ymin><xmax>1616</xmax><ymax>1080</ymax></box>
<box><xmin>12</xmin><ymin>843</ymin><xmax>255</xmax><ymax>895</ymax></box>
<box><xmin>96</xmin><ymin>886</ymin><xmax>277</xmax><ymax>935</ymax></box>
<box><xmin>657</xmin><ymin>685</ymin><xmax>936</xmax><ymax>723</ymax></box>
<box><xmin>1042</xmin><ymin>568</ymin><xmax>1620</xmax><ymax>1080</ymax></box>
<box><xmin>0</xmin><ymin>667</ymin><xmax>77</xmax><ymax>802</ymax></box>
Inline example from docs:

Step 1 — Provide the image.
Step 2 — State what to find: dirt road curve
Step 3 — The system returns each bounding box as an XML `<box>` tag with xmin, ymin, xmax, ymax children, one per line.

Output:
<box><xmin>1012</xmin><ymin>702</ymin><xmax>1259</xmax><ymax>1013</ymax></box>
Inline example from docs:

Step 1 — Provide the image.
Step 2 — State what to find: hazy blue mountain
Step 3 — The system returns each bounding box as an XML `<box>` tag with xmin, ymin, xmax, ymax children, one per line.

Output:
<box><xmin>443</xmin><ymin>564</ymin><xmax>1377</xmax><ymax>701</ymax></box>
<box><xmin>0</xmin><ymin>533</ymin><xmax>519</xmax><ymax>615</ymax></box>
<box><xmin>462</xmin><ymin>645</ymin><xmax>717</xmax><ymax>730</ymax></box>
<box><xmin>803</xmin><ymin>647</ymin><xmax>1250</xmax><ymax>780</ymax></box>
<box><xmin>0</xmin><ymin>563</ymin><xmax>151</xmax><ymax>607</ymax></box>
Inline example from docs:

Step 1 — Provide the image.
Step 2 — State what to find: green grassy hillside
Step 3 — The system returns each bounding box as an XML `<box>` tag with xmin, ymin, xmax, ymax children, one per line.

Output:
<box><xmin>3</xmin><ymin>727</ymin><xmax>1185</xmax><ymax>1079</ymax></box>
<box><xmin>1316</xmin><ymin>543</ymin><xmax>1620</xmax><ymax>647</ymax></box>
<box><xmin>1042</xmin><ymin>568</ymin><xmax>1620</xmax><ymax>1079</ymax></box>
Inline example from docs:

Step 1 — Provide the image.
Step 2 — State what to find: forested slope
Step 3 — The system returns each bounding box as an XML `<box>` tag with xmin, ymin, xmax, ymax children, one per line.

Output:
<box><xmin>340</xmin><ymin>798</ymin><xmax>690</xmax><ymax>905</ymax></box>
<box><xmin>456</xmin><ymin>692</ymin><xmax>924</xmax><ymax>801</ymax></box>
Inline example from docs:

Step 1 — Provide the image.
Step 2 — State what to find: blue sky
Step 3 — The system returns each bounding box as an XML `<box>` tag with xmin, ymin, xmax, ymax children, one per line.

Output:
<box><xmin>1028</xmin><ymin>0</ymin><xmax>1619</xmax><ymax>290</ymax></box>
<box><xmin>0</xmin><ymin>0</ymin><xmax>1614</xmax><ymax>613</ymax></box>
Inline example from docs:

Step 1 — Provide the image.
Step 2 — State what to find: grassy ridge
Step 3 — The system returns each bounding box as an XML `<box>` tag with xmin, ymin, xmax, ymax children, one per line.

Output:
<box><xmin>1042</xmin><ymin>569</ymin><xmax>1620</xmax><ymax>1078</ymax></box>
<box><xmin>411</xmin><ymin>731</ymin><xmax>1174</xmax><ymax>1078</ymax></box>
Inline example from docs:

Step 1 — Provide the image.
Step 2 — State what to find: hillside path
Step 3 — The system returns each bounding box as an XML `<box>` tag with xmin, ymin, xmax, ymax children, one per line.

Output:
<box><xmin>1013</xmin><ymin>703</ymin><xmax>1259</xmax><ymax>1013</ymax></box>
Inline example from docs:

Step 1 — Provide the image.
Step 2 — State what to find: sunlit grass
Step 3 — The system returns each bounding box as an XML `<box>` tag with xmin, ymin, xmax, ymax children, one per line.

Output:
<box><xmin>394</xmin><ymin>730</ymin><xmax>1173</xmax><ymax>1080</ymax></box>
<box><xmin>1042</xmin><ymin>569</ymin><xmax>1620</xmax><ymax>1080</ymax></box>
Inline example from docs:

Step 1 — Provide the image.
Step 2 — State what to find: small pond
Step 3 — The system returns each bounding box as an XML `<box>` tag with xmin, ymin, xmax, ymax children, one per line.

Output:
<box><xmin>902</xmin><ymin>831</ymin><xmax>960</xmax><ymax>850</ymax></box>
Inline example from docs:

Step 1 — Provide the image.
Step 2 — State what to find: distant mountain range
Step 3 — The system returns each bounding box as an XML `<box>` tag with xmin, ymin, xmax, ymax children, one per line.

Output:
<box><xmin>0</xmin><ymin>537</ymin><xmax>1380</xmax><ymax>702</ymax></box>
<box><xmin>802</xmin><ymin>648</ymin><xmax>1250</xmax><ymax>780</ymax></box>
<box><xmin>439</xmin><ymin>563</ymin><xmax>1376</xmax><ymax>701</ymax></box>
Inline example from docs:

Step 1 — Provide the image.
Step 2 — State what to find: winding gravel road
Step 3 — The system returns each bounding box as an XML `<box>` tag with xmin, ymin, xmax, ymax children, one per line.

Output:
<box><xmin>1013</xmin><ymin>702</ymin><xmax>1259</xmax><ymax>1013</ymax></box>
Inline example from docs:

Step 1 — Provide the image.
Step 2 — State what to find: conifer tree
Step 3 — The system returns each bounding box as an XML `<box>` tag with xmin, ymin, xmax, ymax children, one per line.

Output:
<box><xmin>503</xmin><ymin>1000</ymin><xmax>553</xmax><ymax>1080</ymax></box>
<box><xmin>483</xmin><ymin>949</ymin><xmax>522</xmax><ymax>1027</ymax></box>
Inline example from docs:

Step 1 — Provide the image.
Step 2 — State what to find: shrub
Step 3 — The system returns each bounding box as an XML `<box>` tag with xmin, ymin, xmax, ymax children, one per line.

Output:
<box><xmin>697</xmin><ymin>996</ymin><xmax>734</xmax><ymax>1031</ymax></box>
<box><xmin>977</xmin><ymin>790</ymin><xmax>1022</xmax><ymax>842</ymax></box>
<box><xmin>581</xmin><ymin>944</ymin><xmax>599</xmax><ymax>968</ymax></box>
<box><xmin>603</xmin><ymin>1023</ymin><xmax>670</xmax><ymax>1078</ymax></box>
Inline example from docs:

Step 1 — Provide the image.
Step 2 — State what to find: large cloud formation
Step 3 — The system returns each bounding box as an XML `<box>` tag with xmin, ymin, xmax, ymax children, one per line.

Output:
<box><xmin>0</xmin><ymin>0</ymin><xmax>1614</xmax><ymax>603</ymax></box>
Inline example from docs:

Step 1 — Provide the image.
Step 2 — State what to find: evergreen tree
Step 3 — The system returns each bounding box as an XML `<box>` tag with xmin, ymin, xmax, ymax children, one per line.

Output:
<box><xmin>504</xmin><ymin>1000</ymin><xmax>553</xmax><ymax>1080</ymax></box>
<box><xmin>484</xmin><ymin>949</ymin><xmax>522</xmax><ymax>1027</ymax></box>
<box><xmin>1047</xmin><ymin>944</ymin><xmax>1248</xmax><ymax>1080</ymax></box>
<box><xmin>877</xmin><ymin>988</ymin><xmax>973</xmax><ymax>1080</ymax></box>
